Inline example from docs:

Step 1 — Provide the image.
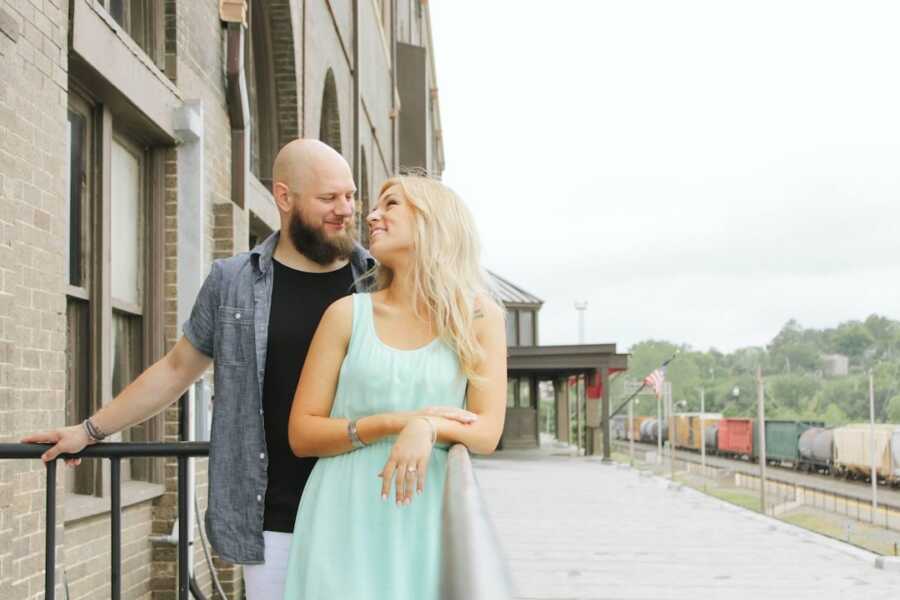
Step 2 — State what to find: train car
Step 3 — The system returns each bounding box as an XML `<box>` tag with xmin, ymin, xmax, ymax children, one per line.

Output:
<box><xmin>832</xmin><ymin>424</ymin><xmax>900</xmax><ymax>483</ymax></box>
<box><xmin>611</xmin><ymin>415</ymin><xmax>627</xmax><ymax>440</ymax></box>
<box><xmin>674</xmin><ymin>414</ymin><xmax>723</xmax><ymax>451</ymax></box>
<box><xmin>717</xmin><ymin>418</ymin><xmax>756</xmax><ymax>459</ymax></box>
<box><xmin>626</xmin><ymin>415</ymin><xmax>649</xmax><ymax>441</ymax></box>
<box><xmin>798</xmin><ymin>427</ymin><xmax>833</xmax><ymax>473</ymax></box>
<box><xmin>648</xmin><ymin>419</ymin><xmax>668</xmax><ymax>444</ymax></box>
<box><xmin>704</xmin><ymin>422</ymin><xmax>719</xmax><ymax>453</ymax></box>
<box><xmin>765</xmin><ymin>420</ymin><xmax>824</xmax><ymax>467</ymax></box>
<box><xmin>640</xmin><ymin>419</ymin><xmax>655</xmax><ymax>442</ymax></box>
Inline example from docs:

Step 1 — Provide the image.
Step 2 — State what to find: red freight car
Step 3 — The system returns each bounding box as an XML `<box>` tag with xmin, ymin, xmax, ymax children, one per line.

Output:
<box><xmin>717</xmin><ymin>418</ymin><xmax>755</xmax><ymax>458</ymax></box>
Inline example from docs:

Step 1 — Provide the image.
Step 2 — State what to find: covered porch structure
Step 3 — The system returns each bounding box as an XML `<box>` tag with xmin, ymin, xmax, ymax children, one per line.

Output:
<box><xmin>502</xmin><ymin>344</ymin><xmax>630</xmax><ymax>455</ymax></box>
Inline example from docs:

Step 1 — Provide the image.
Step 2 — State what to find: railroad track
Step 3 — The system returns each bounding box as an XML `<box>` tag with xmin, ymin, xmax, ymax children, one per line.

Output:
<box><xmin>612</xmin><ymin>439</ymin><xmax>900</xmax><ymax>510</ymax></box>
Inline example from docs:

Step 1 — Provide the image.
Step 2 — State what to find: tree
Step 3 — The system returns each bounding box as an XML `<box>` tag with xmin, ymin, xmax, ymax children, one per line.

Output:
<box><xmin>831</xmin><ymin>322</ymin><xmax>874</xmax><ymax>362</ymax></box>
<box><xmin>822</xmin><ymin>403</ymin><xmax>849</xmax><ymax>426</ymax></box>
<box><xmin>886</xmin><ymin>395</ymin><xmax>900</xmax><ymax>424</ymax></box>
<box><xmin>768</xmin><ymin>374</ymin><xmax>820</xmax><ymax>410</ymax></box>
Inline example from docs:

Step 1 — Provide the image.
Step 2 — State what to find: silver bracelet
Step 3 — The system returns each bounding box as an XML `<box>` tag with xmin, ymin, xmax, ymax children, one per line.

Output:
<box><xmin>348</xmin><ymin>419</ymin><xmax>366</xmax><ymax>450</ymax></box>
<box><xmin>82</xmin><ymin>417</ymin><xmax>106</xmax><ymax>442</ymax></box>
<box><xmin>418</xmin><ymin>417</ymin><xmax>437</xmax><ymax>445</ymax></box>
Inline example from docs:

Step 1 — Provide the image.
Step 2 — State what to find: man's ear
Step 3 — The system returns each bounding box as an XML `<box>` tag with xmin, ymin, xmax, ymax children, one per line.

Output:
<box><xmin>273</xmin><ymin>182</ymin><xmax>293</xmax><ymax>213</ymax></box>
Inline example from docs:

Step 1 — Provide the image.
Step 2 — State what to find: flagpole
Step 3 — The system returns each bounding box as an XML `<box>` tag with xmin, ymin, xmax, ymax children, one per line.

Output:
<box><xmin>668</xmin><ymin>382</ymin><xmax>676</xmax><ymax>480</ymax></box>
<box><xmin>656</xmin><ymin>392</ymin><xmax>662</xmax><ymax>464</ymax></box>
<box><xmin>628</xmin><ymin>396</ymin><xmax>634</xmax><ymax>467</ymax></box>
<box><xmin>609</xmin><ymin>352</ymin><xmax>678</xmax><ymax>420</ymax></box>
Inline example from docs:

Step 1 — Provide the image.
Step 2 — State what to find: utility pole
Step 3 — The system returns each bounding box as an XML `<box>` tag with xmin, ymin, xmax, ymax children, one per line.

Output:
<box><xmin>668</xmin><ymin>382</ymin><xmax>676</xmax><ymax>480</ymax></box>
<box><xmin>656</xmin><ymin>389</ymin><xmax>662</xmax><ymax>464</ymax></box>
<box><xmin>870</xmin><ymin>369</ymin><xmax>878</xmax><ymax>511</ymax></box>
<box><xmin>757</xmin><ymin>367</ymin><xmax>767</xmax><ymax>515</ymax></box>
<box><xmin>628</xmin><ymin>394</ymin><xmax>635</xmax><ymax>467</ymax></box>
<box><xmin>700</xmin><ymin>388</ymin><xmax>706</xmax><ymax>474</ymax></box>
<box><xmin>574</xmin><ymin>301</ymin><xmax>588</xmax><ymax>344</ymax></box>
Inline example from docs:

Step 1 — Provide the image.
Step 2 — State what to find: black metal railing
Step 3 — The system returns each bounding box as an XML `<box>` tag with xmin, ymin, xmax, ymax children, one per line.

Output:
<box><xmin>3</xmin><ymin>441</ymin><xmax>512</xmax><ymax>600</ymax></box>
<box><xmin>440</xmin><ymin>444</ymin><xmax>514</xmax><ymax>600</ymax></box>
<box><xmin>0</xmin><ymin>442</ymin><xmax>209</xmax><ymax>600</ymax></box>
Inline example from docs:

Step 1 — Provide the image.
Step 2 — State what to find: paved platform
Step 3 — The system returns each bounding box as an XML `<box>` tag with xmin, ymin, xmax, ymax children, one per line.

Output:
<box><xmin>474</xmin><ymin>452</ymin><xmax>900</xmax><ymax>600</ymax></box>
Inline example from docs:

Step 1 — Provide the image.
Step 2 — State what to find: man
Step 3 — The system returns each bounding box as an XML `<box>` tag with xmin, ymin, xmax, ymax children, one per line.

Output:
<box><xmin>23</xmin><ymin>139</ymin><xmax>371</xmax><ymax>597</ymax></box>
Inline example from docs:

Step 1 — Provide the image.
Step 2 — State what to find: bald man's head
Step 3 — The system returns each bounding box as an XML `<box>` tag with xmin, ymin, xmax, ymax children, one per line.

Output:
<box><xmin>272</xmin><ymin>138</ymin><xmax>352</xmax><ymax>194</ymax></box>
<box><xmin>270</xmin><ymin>139</ymin><xmax>357</xmax><ymax>264</ymax></box>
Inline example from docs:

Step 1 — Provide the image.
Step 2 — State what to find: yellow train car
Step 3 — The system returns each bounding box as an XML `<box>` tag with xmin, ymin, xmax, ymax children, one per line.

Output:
<box><xmin>673</xmin><ymin>414</ymin><xmax>722</xmax><ymax>451</ymax></box>
<box><xmin>628</xmin><ymin>415</ymin><xmax>649</xmax><ymax>441</ymax></box>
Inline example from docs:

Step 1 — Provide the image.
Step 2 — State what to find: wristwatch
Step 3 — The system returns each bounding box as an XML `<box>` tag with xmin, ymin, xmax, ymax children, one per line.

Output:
<box><xmin>348</xmin><ymin>419</ymin><xmax>366</xmax><ymax>450</ymax></box>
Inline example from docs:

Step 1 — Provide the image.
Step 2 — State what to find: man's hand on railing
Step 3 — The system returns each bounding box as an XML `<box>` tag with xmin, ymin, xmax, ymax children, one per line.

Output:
<box><xmin>21</xmin><ymin>424</ymin><xmax>92</xmax><ymax>466</ymax></box>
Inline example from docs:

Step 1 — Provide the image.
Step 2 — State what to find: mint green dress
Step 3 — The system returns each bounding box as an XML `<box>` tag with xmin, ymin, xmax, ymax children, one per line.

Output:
<box><xmin>283</xmin><ymin>293</ymin><xmax>468</xmax><ymax>600</ymax></box>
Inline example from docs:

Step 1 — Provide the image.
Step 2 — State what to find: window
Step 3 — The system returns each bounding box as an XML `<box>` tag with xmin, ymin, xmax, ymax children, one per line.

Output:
<box><xmin>65</xmin><ymin>100</ymin><xmax>97</xmax><ymax>495</ymax></box>
<box><xmin>506</xmin><ymin>378</ymin><xmax>516</xmax><ymax>408</ymax></box>
<box><xmin>320</xmin><ymin>69</ymin><xmax>342</xmax><ymax>153</ymax></box>
<box><xmin>246</xmin><ymin>0</ymin><xmax>279</xmax><ymax>187</ymax></box>
<box><xmin>518</xmin><ymin>379</ymin><xmax>532</xmax><ymax>408</ymax></box>
<box><xmin>111</xmin><ymin>137</ymin><xmax>151</xmax><ymax>481</ymax></box>
<box><xmin>505</xmin><ymin>309</ymin><xmax>517</xmax><ymax>347</ymax></box>
<box><xmin>64</xmin><ymin>90</ymin><xmax>165</xmax><ymax>496</ymax></box>
<box><xmin>358</xmin><ymin>147</ymin><xmax>369</xmax><ymax>244</ymax></box>
<box><xmin>103</xmin><ymin>0</ymin><xmax>165</xmax><ymax>69</ymax></box>
<box><xmin>518</xmin><ymin>310</ymin><xmax>534</xmax><ymax>346</ymax></box>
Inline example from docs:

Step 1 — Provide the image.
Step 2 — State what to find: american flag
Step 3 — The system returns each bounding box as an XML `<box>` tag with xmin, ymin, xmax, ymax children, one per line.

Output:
<box><xmin>643</xmin><ymin>367</ymin><xmax>666</xmax><ymax>399</ymax></box>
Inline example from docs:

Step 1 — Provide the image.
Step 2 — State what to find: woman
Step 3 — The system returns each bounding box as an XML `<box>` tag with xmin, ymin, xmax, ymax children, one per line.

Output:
<box><xmin>283</xmin><ymin>175</ymin><xmax>507</xmax><ymax>599</ymax></box>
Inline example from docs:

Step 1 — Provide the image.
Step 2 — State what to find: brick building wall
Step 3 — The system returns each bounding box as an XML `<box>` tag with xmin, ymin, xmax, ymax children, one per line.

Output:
<box><xmin>0</xmin><ymin>0</ymin><xmax>70</xmax><ymax>598</ymax></box>
<box><xmin>0</xmin><ymin>1</ymin><xmax>446</xmax><ymax>598</ymax></box>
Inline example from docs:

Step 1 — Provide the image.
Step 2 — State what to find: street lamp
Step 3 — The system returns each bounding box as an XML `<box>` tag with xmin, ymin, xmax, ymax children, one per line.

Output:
<box><xmin>574</xmin><ymin>301</ymin><xmax>588</xmax><ymax>344</ymax></box>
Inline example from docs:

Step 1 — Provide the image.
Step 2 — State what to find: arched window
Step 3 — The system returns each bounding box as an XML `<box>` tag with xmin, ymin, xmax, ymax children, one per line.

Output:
<box><xmin>358</xmin><ymin>147</ymin><xmax>369</xmax><ymax>244</ymax></box>
<box><xmin>245</xmin><ymin>0</ymin><xmax>279</xmax><ymax>187</ymax></box>
<box><xmin>319</xmin><ymin>69</ymin><xmax>342</xmax><ymax>153</ymax></box>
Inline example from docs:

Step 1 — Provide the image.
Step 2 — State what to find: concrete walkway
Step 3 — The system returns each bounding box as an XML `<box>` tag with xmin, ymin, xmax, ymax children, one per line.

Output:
<box><xmin>474</xmin><ymin>451</ymin><xmax>900</xmax><ymax>600</ymax></box>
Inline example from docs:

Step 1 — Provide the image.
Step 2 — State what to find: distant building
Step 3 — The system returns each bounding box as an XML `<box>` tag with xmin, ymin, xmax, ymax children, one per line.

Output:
<box><xmin>488</xmin><ymin>272</ymin><xmax>628</xmax><ymax>452</ymax></box>
<box><xmin>822</xmin><ymin>353</ymin><xmax>849</xmax><ymax>377</ymax></box>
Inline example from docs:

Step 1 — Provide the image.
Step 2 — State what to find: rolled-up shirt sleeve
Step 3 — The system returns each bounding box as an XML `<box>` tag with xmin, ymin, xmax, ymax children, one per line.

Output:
<box><xmin>182</xmin><ymin>261</ymin><xmax>222</xmax><ymax>357</ymax></box>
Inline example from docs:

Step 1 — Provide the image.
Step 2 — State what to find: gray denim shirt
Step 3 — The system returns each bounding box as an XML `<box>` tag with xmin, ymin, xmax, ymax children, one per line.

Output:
<box><xmin>182</xmin><ymin>231</ymin><xmax>374</xmax><ymax>564</ymax></box>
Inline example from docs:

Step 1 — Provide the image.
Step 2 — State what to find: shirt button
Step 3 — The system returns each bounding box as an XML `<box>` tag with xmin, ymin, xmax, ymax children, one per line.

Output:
<box><xmin>259</xmin><ymin>453</ymin><xmax>265</xmax><ymax>460</ymax></box>
<box><xmin>234</xmin><ymin>312</ymin><xmax>241</xmax><ymax>319</ymax></box>
<box><xmin>259</xmin><ymin>409</ymin><xmax>264</xmax><ymax>415</ymax></box>
<box><xmin>256</xmin><ymin>494</ymin><xmax>262</xmax><ymax>502</ymax></box>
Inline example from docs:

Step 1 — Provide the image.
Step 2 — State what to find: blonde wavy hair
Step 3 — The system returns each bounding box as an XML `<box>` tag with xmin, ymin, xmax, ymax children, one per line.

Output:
<box><xmin>367</xmin><ymin>175</ymin><xmax>498</xmax><ymax>384</ymax></box>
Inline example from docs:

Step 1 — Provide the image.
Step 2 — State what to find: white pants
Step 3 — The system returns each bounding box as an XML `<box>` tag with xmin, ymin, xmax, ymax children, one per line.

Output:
<box><xmin>243</xmin><ymin>531</ymin><xmax>293</xmax><ymax>600</ymax></box>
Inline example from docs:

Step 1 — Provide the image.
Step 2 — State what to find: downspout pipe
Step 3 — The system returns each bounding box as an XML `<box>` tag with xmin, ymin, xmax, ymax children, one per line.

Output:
<box><xmin>352</xmin><ymin>0</ymin><xmax>360</xmax><ymax>197</ymax></box>
<box><xmin>225</xmin><ymin>18</ymin><xmax>249</xmax><ymax>208</ymax></box>
<box><xmin>391</xmin><ymin>0</ymin><xmax>399</xmax><ymax>174</ymax></box>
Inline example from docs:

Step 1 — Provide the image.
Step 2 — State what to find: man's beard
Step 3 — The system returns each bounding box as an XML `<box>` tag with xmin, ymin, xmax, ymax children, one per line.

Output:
<box><xmin>288</xmin><ymin>208</ymin><xmax>355</xmax><ymax>266</ymax></box>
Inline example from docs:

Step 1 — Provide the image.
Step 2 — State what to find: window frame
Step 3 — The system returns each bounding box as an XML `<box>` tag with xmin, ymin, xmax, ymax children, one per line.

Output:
<box><xmin>64</xmin><ymin>85</ymin><xmax>167</xmax><ymax>498</ymax></box>
<box><xmin>505</xmin><ymin>309</ymin><xmax>518</xmax><ymax>347</ymax></box>
<box><xmin>102</xmin><ymin>0</ymin><xmax>165</xmax><ymax>69</ymax></box>
<box><xmin>518</xmin><ymin>309</ymin><xmax>535</xmax><ymax>347</ymax></box>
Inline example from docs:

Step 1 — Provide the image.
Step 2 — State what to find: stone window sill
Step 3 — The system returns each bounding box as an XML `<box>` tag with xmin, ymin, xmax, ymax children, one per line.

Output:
<box><xmin>63</xmin><ymin>481</ymin><xmax>166</xmax><ymax>524</ymax></box>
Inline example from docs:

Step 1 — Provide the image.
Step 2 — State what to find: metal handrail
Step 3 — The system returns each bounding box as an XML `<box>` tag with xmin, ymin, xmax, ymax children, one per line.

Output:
<box><xmin>4</xmin><ymin>441</ymin><xmax>513</xmax><ymax>599</ymax></box>
<box><xmin>440</xmin><ymin>444</ymin><xmax>514</xmax><ymax>600</ymax></box>
<box><xmin>0</xmin><ymin>442</ymin><xmax>210</xmax><ymax>600</ymax></box>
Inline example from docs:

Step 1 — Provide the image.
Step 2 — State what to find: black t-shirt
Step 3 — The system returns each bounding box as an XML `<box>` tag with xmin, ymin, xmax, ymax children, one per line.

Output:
<box><xmin>262</xmin><ymin>258</ymin><xmax>354</xmax><ymax>533</ymax></box>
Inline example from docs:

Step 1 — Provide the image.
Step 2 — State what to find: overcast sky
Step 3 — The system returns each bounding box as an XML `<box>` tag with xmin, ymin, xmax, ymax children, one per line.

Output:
<box><xmin>428</xmin><ymin>0</ymin><xmax>900</xmax><ymax>353</ymax></box>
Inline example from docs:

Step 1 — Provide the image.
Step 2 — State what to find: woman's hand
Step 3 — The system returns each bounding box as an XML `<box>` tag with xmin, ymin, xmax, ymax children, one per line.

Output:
<box><xmin>417</xmin><ymin>406</ymin><xmax>478</xmax><ymax>425</ymax></box>
<box><xmin>379</xmin><ymin>417</ymin><xmax>436</xmax><ymax>506</ymax></box>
